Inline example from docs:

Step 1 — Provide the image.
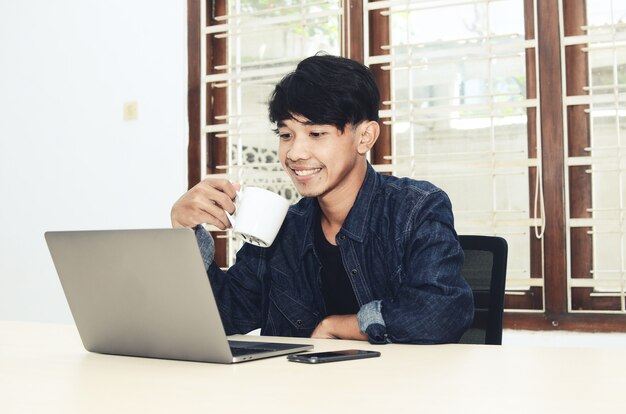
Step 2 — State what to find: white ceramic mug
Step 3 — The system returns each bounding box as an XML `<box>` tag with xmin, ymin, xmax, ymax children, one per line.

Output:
<box><xmin>226</xmin><ymin>187</ymin><xmax>290</xmax><ymax>247</ymax></box>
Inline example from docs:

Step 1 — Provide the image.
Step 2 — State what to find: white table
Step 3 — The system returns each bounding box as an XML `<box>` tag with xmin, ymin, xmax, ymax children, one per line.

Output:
<box><xmin>1</xmin><ymin>321</ymin><xmax>625</xmax><ymax>413</ymax></box>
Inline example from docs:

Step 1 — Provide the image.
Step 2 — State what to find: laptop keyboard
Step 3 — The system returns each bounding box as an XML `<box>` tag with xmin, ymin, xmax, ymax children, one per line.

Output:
<box><xmin>230</xmin><ymin>346</ymin><xmax>275</xmax><ymax>357</ymax></box>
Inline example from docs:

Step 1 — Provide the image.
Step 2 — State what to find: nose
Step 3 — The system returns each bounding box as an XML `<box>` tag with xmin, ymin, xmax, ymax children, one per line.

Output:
<box><xmin>285</xmin><ymin>135</ymin><xmax>310</xmax><ymax>161</ymax></box>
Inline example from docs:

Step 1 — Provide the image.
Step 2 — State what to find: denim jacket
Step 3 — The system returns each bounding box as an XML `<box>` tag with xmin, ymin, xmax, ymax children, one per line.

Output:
<box><xmin>195</xmin><ymin>163</ymin><xmax>473</xmax><ymax>344</ymax></box>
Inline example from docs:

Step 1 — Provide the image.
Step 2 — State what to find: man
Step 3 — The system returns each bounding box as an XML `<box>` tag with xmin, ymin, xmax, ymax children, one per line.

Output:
<box><xmin>171</xmin><ymin>54</ymin><xmax>473</xmax><ymax>344</ymax></box>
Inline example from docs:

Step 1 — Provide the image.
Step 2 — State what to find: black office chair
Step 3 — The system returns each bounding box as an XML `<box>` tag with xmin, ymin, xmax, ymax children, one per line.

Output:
<box><xmin>458</xmin><ymin>235</ymin><xmax>508</xmax><ymax>345</ymax></box>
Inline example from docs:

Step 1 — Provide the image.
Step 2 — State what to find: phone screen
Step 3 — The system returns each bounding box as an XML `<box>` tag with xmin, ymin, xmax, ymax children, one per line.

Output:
<box><xmin>286</xmin><ymin>349</ymin><xmax>381</xmax><ymax>364</ymax></box>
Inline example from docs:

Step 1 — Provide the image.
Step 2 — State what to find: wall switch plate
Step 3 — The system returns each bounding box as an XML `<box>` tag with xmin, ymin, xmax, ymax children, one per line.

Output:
<box><xmin>123</xmin><ymin>100</ymin><xmax>138</xmax><ymax>121</ymax></box>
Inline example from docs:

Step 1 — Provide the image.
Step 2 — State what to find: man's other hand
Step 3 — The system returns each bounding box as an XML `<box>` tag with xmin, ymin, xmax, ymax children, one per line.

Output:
<box><xmin>311</xmin><ymin>314</ymin><xmax>368</xmax><ymax>341</ymax></box>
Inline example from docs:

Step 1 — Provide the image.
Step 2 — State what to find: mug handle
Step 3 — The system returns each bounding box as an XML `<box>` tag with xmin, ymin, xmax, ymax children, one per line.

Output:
<box><xmin>225</xmin><ymin>190</ymin><xmax>243</xmax><ymax>227</ymax></box>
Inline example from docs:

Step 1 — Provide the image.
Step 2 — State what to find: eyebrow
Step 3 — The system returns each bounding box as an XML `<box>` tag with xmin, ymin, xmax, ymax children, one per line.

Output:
<box><xmin>277</xmin><ymin>118</ymin><xmax>321</xmax><ymax>128</ymax></box>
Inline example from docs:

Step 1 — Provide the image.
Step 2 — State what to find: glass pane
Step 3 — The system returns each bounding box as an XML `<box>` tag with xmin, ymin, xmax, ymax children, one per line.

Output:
<box><xmin>387</xmin><ymin>0</ymin><xmax>536</xmax><ymax>300</ymax></box>
<box><xmin>205</xmin><ymin>0</ymin><xmax>342</xmax><ymax>264</ymax></box>
<box><xmin>225</xmin><ymin>0</ymin><xmax>341</xmax><ymax>190</ymax></box>
<box><xmin>491</xmin><ymin>55</ymin><xmax>527</xmax><ymax>105</ymax></box>
<box><xmin>590</xmin><ymin>49</ymin><xmax>617</xmax><ymax>90</ymax></box>
<box><xmin>580</xmin><ymin>70</ymin><xmax>626</xmax><ymax>304</ymax></box>
<box><xmin>489</xmin><ymin>0</ymin><xmax>525</xmax><ymax>35</ymax></box>
<box><xmin>587</xmin><ymin>0</ymin><xmax>626</xmax><ymax>27</ymax></box>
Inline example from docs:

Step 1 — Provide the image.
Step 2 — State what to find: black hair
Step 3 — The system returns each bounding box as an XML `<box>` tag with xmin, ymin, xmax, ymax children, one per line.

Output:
<box><xmin>268</xmin><ymin>53</ymin><xmax>380</xmax><ymax>132</ymax></box>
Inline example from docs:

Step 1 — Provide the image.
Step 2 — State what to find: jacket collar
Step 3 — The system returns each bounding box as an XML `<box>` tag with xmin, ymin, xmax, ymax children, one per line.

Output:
<box><xmin>298</xmin><ymin>162</ymin><xmax>379</xmax><ymax>258</ymax></box>
<box><xmin>340</xmin><ymin>162</ymin><xmax>378</xmax><ymax>243</ymax></box>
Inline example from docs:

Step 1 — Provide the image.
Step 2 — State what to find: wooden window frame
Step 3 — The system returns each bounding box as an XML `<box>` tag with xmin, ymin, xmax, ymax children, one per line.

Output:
<box><xmin>187</xmin><ymin>0</ymin><xmax>626</xmax><ymax>331</ymax></box>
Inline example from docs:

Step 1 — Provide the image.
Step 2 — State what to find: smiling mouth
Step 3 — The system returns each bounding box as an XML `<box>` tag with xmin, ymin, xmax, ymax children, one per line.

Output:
<box><xmin>292</xmin><ymin>168</ymin><xmax>321</xmax><ymax>177</ymax></box>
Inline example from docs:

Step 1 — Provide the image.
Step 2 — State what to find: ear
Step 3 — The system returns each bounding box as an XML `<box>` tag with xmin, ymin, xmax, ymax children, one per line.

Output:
<box><xmin>356</xmin><ymin>121</ymin><xmax>380</xmax><ymax>155</ymax></box>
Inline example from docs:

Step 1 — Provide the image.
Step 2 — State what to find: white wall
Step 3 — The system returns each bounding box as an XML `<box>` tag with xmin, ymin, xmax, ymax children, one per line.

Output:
<box><xmin>0</xmin><ymin>1</ymin><xmax>188</xmax><ymax>322</ymax></box>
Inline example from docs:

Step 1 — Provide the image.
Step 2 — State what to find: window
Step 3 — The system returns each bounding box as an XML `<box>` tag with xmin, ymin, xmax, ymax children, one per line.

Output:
<box><xmin>366</xmin><ymin>0</ymin><xmax>542</xmax><ymax>314</ymax></box>
<box><xmin>188</xmin><ymin>0</ymin><xmax>626</xmax><ymax>330</ymax></box>
<box><xmin>563</xmin><ymin>0</ymin><xmax>626</xmax><ymax>314</ymax></box>
<box><xmin>189</xmin><ymin>0</ymin><xmax>343</xmax><ymax>264</ymax></box>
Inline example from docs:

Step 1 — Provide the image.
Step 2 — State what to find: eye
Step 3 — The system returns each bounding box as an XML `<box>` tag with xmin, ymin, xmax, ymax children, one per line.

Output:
<box><xmin>310</xmin><ymin>131</ymin><xmax>327</xmax><ymax>138</ymax></box>
<box><xmin>278</xmin><ymin>131</ymin><xmax>292</xmax><ymax>141</ymax></box>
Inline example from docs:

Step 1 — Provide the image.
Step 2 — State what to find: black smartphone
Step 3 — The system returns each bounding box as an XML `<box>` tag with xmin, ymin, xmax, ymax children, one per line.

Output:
<box><xmin>286</xmin><ymin>349</ymin><xmax>381</xmax><ymax>364</ymax></box>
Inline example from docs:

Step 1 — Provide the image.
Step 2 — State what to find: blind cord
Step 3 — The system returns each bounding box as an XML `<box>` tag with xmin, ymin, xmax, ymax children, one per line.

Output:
<box><xmin>534</xmin><ymin>149</ymin><xmax>546</xmax><ymax>239</ymax></box>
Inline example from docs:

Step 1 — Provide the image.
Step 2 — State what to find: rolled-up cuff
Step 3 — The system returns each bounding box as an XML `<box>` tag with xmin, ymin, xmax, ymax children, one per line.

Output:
<box><xmin>357</xmin><ymin>300</ymin><xmax>390</xmax><ymax>344</ymax></box>
<box><xmin>194</xmin><ymin>225</ymin><xmax>215</xmax><ymax>271</ymax></box>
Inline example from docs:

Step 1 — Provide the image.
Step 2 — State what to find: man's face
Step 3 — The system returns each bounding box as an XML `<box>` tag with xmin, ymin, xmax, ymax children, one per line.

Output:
<box><xmin>277</xmin><ymin>115</ymin><xmax>362</xmax><ymax>199</ymax></box>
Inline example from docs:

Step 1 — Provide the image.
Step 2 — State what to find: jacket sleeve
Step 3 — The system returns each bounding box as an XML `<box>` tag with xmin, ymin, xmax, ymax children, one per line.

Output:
<box><xmin>194</xmin><ymin>226</ymin><xmax>265</xmax><ymax>335</ymax></box>
<box><xmin>356</xmin><ymin>191</ymin><xmax>474</xmax><ymax>344</ymax></box>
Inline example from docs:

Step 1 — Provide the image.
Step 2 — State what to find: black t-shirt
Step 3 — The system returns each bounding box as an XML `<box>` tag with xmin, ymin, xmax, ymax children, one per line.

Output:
<box><xmin>314</xmin><ymin>216</ymin><xmax>360</xmax><ymax>316</ymax></box>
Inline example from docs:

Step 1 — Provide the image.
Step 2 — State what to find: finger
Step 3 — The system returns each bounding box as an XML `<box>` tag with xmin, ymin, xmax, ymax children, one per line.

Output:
<box><xmin>193</xmin><ymin>182</ymin><xmax>237</xmax><ymax>214</ymax></box>
<box><xmin>208</xmin><ymin>188</ymin><xmax>237</xmax><ymax>215</ymax></box>
<box><xmin>171</xmin><ymin>195</ymin><xmax>227</xmax><ymax>229</ymax></box>
<box><xmin>199</xmin><ymin>201</ymin><xmax>232</xmax><ymax>229</ymax></box>
<box><xmin>201</xmin><ymin>178</ymin><xmax>239</xmax><ymax>201</ymax></box>
<box><xmin>174</xmin><ymin>207</ymin><xmax>228</xmax><ymax>230</ymax></box>
<box><xmin>200</xmin><ymin>214</ymin><xmax>229</xmax><ymax>230</ymax></box>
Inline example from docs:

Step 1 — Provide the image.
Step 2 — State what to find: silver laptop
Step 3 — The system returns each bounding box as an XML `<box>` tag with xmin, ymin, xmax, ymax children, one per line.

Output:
<box><xmin>45</xmin><ymin>228</ymin><xmax>313</xmax><ymax>363</ymax></box>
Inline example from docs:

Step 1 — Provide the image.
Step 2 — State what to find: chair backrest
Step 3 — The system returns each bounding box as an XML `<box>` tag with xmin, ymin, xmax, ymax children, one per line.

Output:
<box><xmin>458</xmin><ymin>235</ymin><xmax>508</xmax><ymax>345</ymax></box>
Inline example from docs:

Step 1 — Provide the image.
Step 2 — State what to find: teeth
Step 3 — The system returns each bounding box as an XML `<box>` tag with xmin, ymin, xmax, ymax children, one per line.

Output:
<box><xmin>294</xmin><ymin>168</ymin><xmax>321</xmax><ymax>176</ymax></box>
